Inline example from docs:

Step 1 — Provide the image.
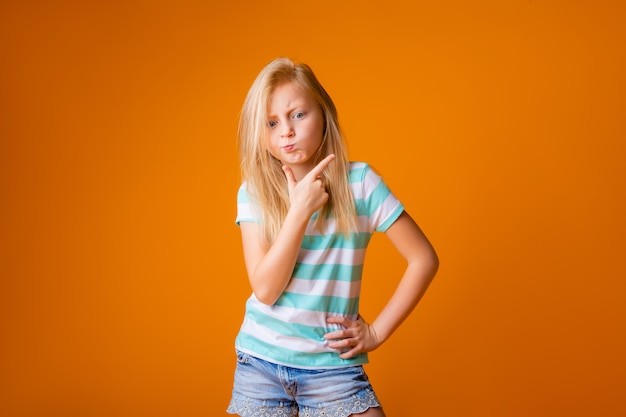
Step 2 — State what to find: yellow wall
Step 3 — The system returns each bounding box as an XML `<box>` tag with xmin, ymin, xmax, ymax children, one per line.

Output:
<box><xmin>2</xmin><ymin>1</ymin><xmax>625</xmax><ymax>416</ymax></box>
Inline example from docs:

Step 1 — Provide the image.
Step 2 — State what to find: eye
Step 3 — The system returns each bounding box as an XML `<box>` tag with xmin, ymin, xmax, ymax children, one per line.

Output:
<box><xmin>267</xmin><ymin>120</ymin><xmax>278</xmax><ymax>128</ymax></box>
<box><xmin>292</xmin><ymin>112</ymin><xmax>304</xmax><ymax>120</ymax></box>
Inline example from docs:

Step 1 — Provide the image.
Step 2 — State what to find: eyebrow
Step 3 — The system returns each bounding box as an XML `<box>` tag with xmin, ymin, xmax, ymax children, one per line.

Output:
<box><xmin>266</xmin><ymin>101</ymin><xmax>307</xmax><ymax>118</ymax></box>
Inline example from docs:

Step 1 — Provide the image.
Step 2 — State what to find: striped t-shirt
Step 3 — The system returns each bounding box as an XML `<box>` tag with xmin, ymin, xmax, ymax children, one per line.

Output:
<box><xmin>234</xmin><ymin>162</ymin><xmax>404</xmax><ymax>369</ymax></box>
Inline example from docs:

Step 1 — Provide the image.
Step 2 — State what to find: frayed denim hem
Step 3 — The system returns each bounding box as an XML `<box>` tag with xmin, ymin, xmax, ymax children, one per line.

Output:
<box><xmin>227</xmin><ymin>389</ymin><xmax>381</xmax><ymax>417</ymax></box>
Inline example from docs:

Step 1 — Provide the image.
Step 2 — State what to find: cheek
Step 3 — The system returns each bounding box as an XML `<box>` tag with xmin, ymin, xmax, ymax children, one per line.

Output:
<box><xmin>265</xmin><ymin>133</ymin><xmax>281</xmax><ymax>156</ymax></box>
<box><xmin>315</xmin><ymin>120</ymin><xmax>326</xmax><ymax>141</ymax></box>
<box><xmin>314</xmin><ymin>113</ymin><xmax>325</xmax><ymax>136</ymax></box>
<box><xmin>266</xmin><ymin>131</ymin><xmax>278</xmax><ymax>147</ymax></box>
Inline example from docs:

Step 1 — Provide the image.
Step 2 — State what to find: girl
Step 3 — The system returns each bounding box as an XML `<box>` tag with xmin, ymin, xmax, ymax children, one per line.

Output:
<box><xmin>227</xmin><ymin>58</ymin><xmax>439</xmax><ymax>417</ymax></box>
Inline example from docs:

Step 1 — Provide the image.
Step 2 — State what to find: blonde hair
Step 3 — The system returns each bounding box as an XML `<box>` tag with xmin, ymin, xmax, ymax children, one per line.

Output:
<box><xmin>238</xmin><ymin>57</ymin><xmax>356</xmax><ymax>243</ymax></box>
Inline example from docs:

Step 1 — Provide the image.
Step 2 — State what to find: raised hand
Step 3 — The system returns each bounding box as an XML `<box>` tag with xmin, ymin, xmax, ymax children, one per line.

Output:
<box><xmin>324</xmin><ymin>315</ymin><xmax>382</xmax><ymax>359</ymax></box>
<box><xmin>282</xmin><ymin>154</ymin><xmax>335</xmax><ymax>218</ymax></box>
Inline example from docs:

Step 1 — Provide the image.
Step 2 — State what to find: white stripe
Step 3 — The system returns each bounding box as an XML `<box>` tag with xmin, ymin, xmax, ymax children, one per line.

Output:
<box><xmin>248</xmin><ymin>298</ymin><xmax>359</xmax><ymax>328</ymax></box>
<box><xmin>298</xmin><ymin>247</ymin><xmax>366</xmax><ymax>265</ymax></box>
<box><xmin>356</xmin><ymin>169</ymin><xmax>382</xmax><ymax>200</ymax></box>
<box><xmin>287</xmin><ymin>277</ymin><xmax>361</xmax><ymax>298</ymax></box>
<box><xmin>305</xmin><ymin>218</ymin><xmax>339</xmax><ymax>235</ymax></box>
<box><xmin>240</xmin><ymin>316</ymin><xmax>334</xmax><ymax>353</ymax></box>
<box><xmin>237</xmin><ymin>202</ymin><xmax>252</xmax><ymax>217</ymax></box>
<box><xmin>356</xmin><ymin>214</ymin><xmax>375</xmax><ymax>231</ymax></box>
<box><xmin>369</xmin><ymin>194</ymin><xmax>403</xmax><ymax>226</ymax></box>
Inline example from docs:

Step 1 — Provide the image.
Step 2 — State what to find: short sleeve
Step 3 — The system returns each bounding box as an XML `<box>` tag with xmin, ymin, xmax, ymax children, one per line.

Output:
<box><xmin>235</xmin><ymin>183</ymin><xmax>262</xmax><ymax>226</ymax></box>
<box><xmin>354</xmin><ymin>163</ymin><xmax>404</xmax><ymax>232</ymax></box>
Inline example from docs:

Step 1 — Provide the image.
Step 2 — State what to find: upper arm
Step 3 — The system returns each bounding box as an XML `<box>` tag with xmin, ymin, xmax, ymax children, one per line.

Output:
<box><xmin>385</xmin><ymin>211</ymin><xmax>439</xmax><ymax>270</ymax></box>
<box><xmin>239</xmin><ymin>221</ymin><xmax>269</xmax><ymax>282</ymax></box>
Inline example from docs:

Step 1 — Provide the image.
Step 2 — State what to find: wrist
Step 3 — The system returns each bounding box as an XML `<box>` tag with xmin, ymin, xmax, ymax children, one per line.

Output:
<box><xmin>371</xmin><ymin>322</ymin><xmax>390</xmax><ymax>345</ymax></box>
<box><xmin>286</xmin><ymin>204</ymin><xmax>313</xmax><ymax>224</ymax></box>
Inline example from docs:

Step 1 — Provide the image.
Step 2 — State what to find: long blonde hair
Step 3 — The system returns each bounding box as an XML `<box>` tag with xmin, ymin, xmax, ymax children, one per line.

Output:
<box><xmin>238</xmin><ymin>57</ymin><xmax>356</xmax><ymax>243</ymax></box>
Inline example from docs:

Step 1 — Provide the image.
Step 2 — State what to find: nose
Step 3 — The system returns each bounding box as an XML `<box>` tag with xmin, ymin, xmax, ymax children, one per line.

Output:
<box><xmin>280</xmin><ymin>121</ymin><xmax>295</xmax><ymax>138</ymax></box>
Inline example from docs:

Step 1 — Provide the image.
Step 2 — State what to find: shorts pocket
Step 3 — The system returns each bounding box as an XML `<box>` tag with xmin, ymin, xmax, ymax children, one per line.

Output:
<box><xmin>235</xmin><ymin>349</ymin><xmax>251</xmax><ymax>364</ymax></box>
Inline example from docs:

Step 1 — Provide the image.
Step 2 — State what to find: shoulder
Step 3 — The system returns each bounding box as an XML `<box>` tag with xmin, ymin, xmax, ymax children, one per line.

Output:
<box><xmin>349</xmin><ymin>161</ymin><xmax>375</xmax><ymax>179</ymax></box>
<box><xmin>349</xmin><ymin>161</ymin><xmax>370</xmax><ymax>172</ymax></box>
<box><xmin>237</xmin><ymin>181</ymin><xmax>261</xmax><ymax>199</ymax></box>
<box><xmin>349</xmin><ymin>161</ymin><xmax>384</xmax><ymax>185</ymax></box>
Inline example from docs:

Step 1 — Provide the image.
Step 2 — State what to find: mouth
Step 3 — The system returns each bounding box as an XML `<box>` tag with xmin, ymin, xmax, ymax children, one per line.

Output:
<box><xmin>282</xmin><ymin>144</ymin><xmax>295</xmax><ymax>152</ymax></box>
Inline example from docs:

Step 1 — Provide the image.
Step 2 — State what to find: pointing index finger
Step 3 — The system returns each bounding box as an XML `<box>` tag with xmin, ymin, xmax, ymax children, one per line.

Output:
<box><xmin>307</xmin><ymin>154</ymin><xmax>335</xmax><ymax>179</ymax></box>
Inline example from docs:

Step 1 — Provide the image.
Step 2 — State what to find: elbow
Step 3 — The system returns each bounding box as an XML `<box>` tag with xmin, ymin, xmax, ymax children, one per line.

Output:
<box><xmin>428</xmin><ymin>249</ymin><xmax>440</xmax><ymax>279</ymax></box>
<box><xmin>431</xmin><ymin>250</ymin><xmax>440</xmax><ymax>275</ymax></box>
<box><xmin>253</xmin><ymin>289</ymin><xmax>280</xmax><ymax>306</ymax></box>
<box><xmin>249</xmin><ymin>272</ymin><xmax>285</xmax><ymax>305</ymax></box>
<box><xmin>414</xmin><ymin>248</ymin><xmax>439</xmax><ymax>282</ymax></box>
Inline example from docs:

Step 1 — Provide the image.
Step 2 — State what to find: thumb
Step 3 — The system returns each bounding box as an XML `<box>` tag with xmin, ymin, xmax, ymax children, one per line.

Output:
<box><xmin>282</xmin><ymin>165</ymin><xmax>296</xmax><ymax>187</ymax></box>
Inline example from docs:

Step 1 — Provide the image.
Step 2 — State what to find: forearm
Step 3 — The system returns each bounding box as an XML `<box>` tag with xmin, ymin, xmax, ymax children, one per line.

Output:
<box><xmin>324</xmin><ymin>259</ymin><xmax>437</xmax><ymax>359</ymax></box>
<box><xmin>246</xmin><ymin>156</ymin><xmax>335</xmax><ymax>305</ymax></box>
<box><xmin>372</xmin><ymin>255</ymin><xmax>438</xmax><ymax>343</ymax></box>
<box><xmin>248</xmin><ymin>208</ymin><xmax>309</xmax><ymax>305</ymax></box>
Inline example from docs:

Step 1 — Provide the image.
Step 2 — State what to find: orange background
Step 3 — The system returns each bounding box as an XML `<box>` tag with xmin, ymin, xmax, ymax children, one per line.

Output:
<box><xmin>2</xmin><ymin>1</ymin><xmax>625</xmax><ymax>416</ymax></box>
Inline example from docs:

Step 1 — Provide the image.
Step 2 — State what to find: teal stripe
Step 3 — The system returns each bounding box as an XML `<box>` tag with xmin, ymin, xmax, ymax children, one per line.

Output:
<box><xmin>349</xmin><ymin>165</ymin><xmax>367</xmax><ymax>183</ymax></box>
<box><xmin>301</xmin><ymin>232</ymin><xmax>371</xmax><ymax>250</ymax></box>
<box><xmin>353</xmin><ymin>198</ymin><xmax>368</xmax><ymax>216</ymax></box>
<box><xmin>293</xmin><ymin>262</ymin><xmax>363</xmax><ymax>282</ymax></box>
<box><xmin>237</xmin><ymin>186</ymin><xmax>249</xmax><ymax>203</ymax></box>
<box><xmin>366</xmin><ymin>180</ymin><xmax>393</xmax><ymax>214</ymax></box>
<box><xmin>245</xmin><ymin>303</ymin><xmax>327</xmax><ymax>341</ymax></box>
<box><xmin>236</xmin><ymin>331</ymin><xmax>368</xmax><ymax>368</ymax></box>
<box><xmin>276</xmin><ymin>292</ymin><xmax>359</xmax><ymax>315</ymax></box>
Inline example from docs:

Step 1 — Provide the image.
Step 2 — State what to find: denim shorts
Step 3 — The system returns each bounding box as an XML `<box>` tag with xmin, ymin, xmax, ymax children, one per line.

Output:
<box><xmin>227</xmin><ymin>350</ymin><xmax>382</xmax><ymax>417</ymax></box>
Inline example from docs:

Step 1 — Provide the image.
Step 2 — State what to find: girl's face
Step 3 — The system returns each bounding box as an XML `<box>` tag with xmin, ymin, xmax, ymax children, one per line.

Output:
<box><xmin>266</xmin><ymin>81</ymin><xmax>325</xmax><ymax>179</ymax></box>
